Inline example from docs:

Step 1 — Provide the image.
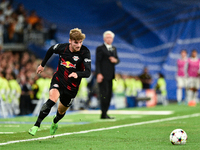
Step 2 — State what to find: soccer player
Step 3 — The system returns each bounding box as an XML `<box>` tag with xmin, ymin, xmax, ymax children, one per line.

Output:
<box><xmin>28</xmin><ymin>28</ymin><xmax>91</xmax><ymax>136</ymax></box>
<box><xmin>187</xmin><ymin>49</ymin><xmax>200</xmax><ymax>105</ymax></box>
<box><xmin>176</xmin><ymin>49</ymin><xmax>188</xmax><ymax>104</ymax></box>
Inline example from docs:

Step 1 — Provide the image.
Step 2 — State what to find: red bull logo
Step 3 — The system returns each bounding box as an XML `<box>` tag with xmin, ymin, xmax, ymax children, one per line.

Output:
<box><xmin>61</xmin><ymin>61</ymin><xmax>76</xmax><ymax>68</ymax></box>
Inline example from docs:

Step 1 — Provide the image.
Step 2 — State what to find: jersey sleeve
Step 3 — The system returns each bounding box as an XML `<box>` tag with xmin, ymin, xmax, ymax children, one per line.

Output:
<box><xmin>113</xmin><ymin>46</ymin><xmax>120</xmax><ymax>64</ymax></box>
<box><xmin>76</xmin><ymin>49</ymin><xmax>91</xmax><ymax>78</ymax></box>
<box><xmin>41</xmin><ymin>44</ymin><xmax>60</xmax><ymax>67</ymax></box>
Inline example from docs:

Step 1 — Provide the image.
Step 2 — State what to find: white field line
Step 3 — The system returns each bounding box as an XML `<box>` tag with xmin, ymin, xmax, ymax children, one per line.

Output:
<box><xmin>0</xmin><ymin>132</ymin><xmax>14</xmax><ymax>134</ymax></box>
<box><xmin>0</xmin><ymin>113</ymin><xmax>200</xmax><ymax>146</ymax></box>
<box><xmin>0</xmin><ymin>125</ymin><xmax>20</xmax><ymax>127</ymax></box>
<box><xmin>79</xmin><ymin>110</ymin><xmax>173</xmax><ymax>115</ymax></box>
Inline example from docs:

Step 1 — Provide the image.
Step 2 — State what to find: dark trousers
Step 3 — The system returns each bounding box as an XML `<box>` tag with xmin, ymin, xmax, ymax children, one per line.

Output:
<box><xmin>98</xmin><ymin>79</ymin><xmax>112</xmax><ymax>117</ymax></box>
<box><xmin>19</xmin><ymin>95</ymin><xmax>32</xmax><ymax>115</ymax></box>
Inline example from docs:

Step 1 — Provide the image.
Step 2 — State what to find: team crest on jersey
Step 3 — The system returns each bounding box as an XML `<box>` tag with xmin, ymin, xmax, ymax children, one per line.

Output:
<box><xmin>73</xmin><ymin>56</ymin><xmax>79</xmax><ymax>61</ymax></box>
<box><xmin>61</xmin><ymin>61</ymin><xmax>76</xmax><ymax>68</ymax></box>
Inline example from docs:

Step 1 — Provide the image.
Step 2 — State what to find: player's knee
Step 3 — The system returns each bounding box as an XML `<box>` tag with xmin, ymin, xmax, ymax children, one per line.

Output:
<box><xmin>49</xmin><ymin>89</ymin><xmax>60</xmax><ymax>102</ymax></box>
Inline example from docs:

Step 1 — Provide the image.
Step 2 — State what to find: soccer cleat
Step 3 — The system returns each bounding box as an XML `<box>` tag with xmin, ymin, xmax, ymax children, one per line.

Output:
<box><xmin>28</xmin><ymin>126</ymin><xmax>39</xmax><ymax>136</ymax></box>
<box><xmin>101</xmin><ymin>115</ymin><xmax>115</xmax><ymax>119</ymax></box>
<box><xmin>50</xmin><ymin>116</ymin><xmax>58</xmax><ymax>135</ymax></box>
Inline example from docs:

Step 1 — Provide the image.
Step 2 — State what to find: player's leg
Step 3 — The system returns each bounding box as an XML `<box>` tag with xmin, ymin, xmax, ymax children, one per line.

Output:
<box><xmin>29</xmin><ymin>89</ymin><xmax>60</xmax><ymax>136</ymax></box>
<box><xmin>186</xmin><ymin>77</ymin><xmax>193</xmax><ymax>103</ymax></box>
<box><xmin>192</xmin><ymin>78</ymin><xmax>199</xmax><ymax>103</ymax></box>
<box><xmin>54</xmin><ymin>102</ymin><xmax>69</xmax><ymax>122</ymax></box>
<box><xmin>176</xmin><ymin>77</ymin><xmax>183</xmax><ymax>104</ymax></box>
<box><xmin>35</xmin><ymin>89</ymin><xmax>60</xmax><ymax>126</ymax></box>
<box><xmin>50</xmin><ymin>94</ymin><xmax>74</xmax><ymax>135</ymax></box>
<box><xmin>183</xmin><ymin>77</ymin><xmax>188</xmax><ymax>104</ymax></box>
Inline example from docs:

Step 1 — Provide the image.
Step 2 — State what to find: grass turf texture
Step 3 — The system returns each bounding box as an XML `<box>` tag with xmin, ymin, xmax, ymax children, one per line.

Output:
<box><xmin>0</xmin><ymin>103</ymin><xmax>200</xmax><ymax>150</ymax></box>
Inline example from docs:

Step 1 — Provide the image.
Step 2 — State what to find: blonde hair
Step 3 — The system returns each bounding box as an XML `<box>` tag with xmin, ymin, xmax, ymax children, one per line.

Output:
<box><xmin>103</xmin><ymin>30</ymin><xmax>115</xmax><ymax>38</ymax></box>
<box><xmin>69</xmin><ymin>28</ymin><xmax>86</xmax><ymax>40</ymax></box>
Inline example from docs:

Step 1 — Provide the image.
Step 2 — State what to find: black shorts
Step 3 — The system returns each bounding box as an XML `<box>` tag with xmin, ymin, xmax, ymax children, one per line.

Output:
<box><xmin>49</xmin><ymin>77</ymin><xmax>77</xmax><ymax>107</ymax></box>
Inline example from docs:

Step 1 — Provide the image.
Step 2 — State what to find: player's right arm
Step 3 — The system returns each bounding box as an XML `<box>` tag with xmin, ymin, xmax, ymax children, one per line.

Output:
<box><xmin>41</xmin><ymin>44</ymin><xmax>59</xmax><ymax>67</ymax></box>
<box><xmin>37</xmin><ymin>44</ymin><xmax>60</xmax><ymax>74</ymax></box>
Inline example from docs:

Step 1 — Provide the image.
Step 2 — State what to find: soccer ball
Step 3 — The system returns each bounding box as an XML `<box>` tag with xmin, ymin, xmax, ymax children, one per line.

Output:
<box><xmin>169</xmin><ymin>129</ymin><xmax>187</xmax><ymax>145</ymax></box>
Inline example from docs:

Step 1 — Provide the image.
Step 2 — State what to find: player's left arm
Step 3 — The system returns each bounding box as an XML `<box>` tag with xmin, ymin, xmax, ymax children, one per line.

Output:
<box><xmin>77</xmin><ymin>50</ymin><xmax>91</xmax><ymax>78</ymax></box>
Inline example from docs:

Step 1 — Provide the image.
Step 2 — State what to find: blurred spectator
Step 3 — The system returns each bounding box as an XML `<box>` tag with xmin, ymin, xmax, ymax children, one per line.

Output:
<box><xmin>20</xmin><ymin>51</ymin><xmax>30</xmax><ymax>68</ymax></box>
<box><xmin>3</xmin><ymin>3</ymin><xmax>13</xmax><ymax>16</ymax></box>
<box><xmin>187</xmin><ymin>49</ymin><xmax>200</xmax><ymax>105</ymax></box>
<box><xmin>15</xmin><ymin>13</ymin><xmax>26</xmax><ymax>42</ymax></box>
<box><xmin>113</xmin><ymin>73</ymin><xmax>125</xmax><ymax>96</ymax></box>
<box><xmin>19</xmin><ymin>76</ymin><xmax>32</xmax><ymax>115</ymax></box>
<box><xmin>36</xmin><ymin>72</ymin><xmax>51</xmax><ymax>100</ymax></box>
<box><xmin>15</xmin><ymin>3</ymin><xmax>26</xmax><ymax>16</ymax></box>
<box><xmin>135</xmin><ymin>75</ymin><xmax>142</xmax><ymax>92</ymax></box>
<box><xmin>74</xmin><ymin>78</ymin><xmax>88</xmax><ymax>110</ymax></box>
<box><xmin>112</xmin><ymin>73</ymin><xmax>126</xmax><ymax>109</ymax></box>
<box><xmin>176</xmin><ymin>49</ymin><xmax>188</xmax><ymax>105</ymax></box>
<box><xmin>0</xmin><ymin>8</ymin><xmax>5</xmax><ymax>41</ymax></box>
<box><xmin>0</xmin><ymin>71</ymin><xmax>10</xmax><ymax>102</ymax></box>
<box><xmin>4</xmin><ymin>12</ymin><xmax>18</xmax><ymax>42</ymax></box>
<box><xmin>124</xmin><ymin>74</ymin><xmax>135</xmax><ymax>107</ymax></box>
<box><xmin>139</xmin><ymin>67</ymin><xmax>152</xmax><ymax>89</ymax></box>
<box><xmin>8</xmin><ymin>72</ymin><xmax>21</xmax><ymax>115</ymax></box>
<box><xmin>14</xmin><ymin>3</ymin><xmax>27</xmax><ymax>42</ymax></box>
<box><xmin>155</xmin><ymin>73</ymin><xmax>167</xmax><ymax>105</ymax></box>
<box><xmin>0</xmin><ymin>1</ymin><xmax>52</xmax><ymax>44</ymax></box>
<box><xmin>0</xmin><ymin>8</ymin><xmax>5</xmax><ymax>25</ymax></box>
<box><xmin>26</xmin><ymin>10</ymin><xmax>39</xmax><ymax>30</ymax></box>
<box><xmin>0</xmin><ymin>0</ymin><xmax>9</xmax><ymax>10</ymax></box>
<box><xmin>33</xmin><ymin>16</ymin><xmax>44</xmax><ymax>32</ymax></box>
<box><xmin>124</xmin><ymin>74</ymin><xmax>133</xmax><ymax>97</ymax></box>
<box><xmin>31</xmin><ymin>76</ymin><xmax>39</xmax><ymax>100</ymax></box>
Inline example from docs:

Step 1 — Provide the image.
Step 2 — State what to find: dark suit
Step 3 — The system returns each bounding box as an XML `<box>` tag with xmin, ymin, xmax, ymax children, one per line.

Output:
<box><xmin>95</xmin><ymin>44</ymin><xmax>119</xmax><ymax>118</ymax></box>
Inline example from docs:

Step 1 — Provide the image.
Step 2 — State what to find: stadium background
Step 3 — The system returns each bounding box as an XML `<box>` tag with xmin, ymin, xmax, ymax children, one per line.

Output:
<box><xmin>4</xmin><ymin>0</ymin><xmax>200</xmax><ymax>101</ymax></box>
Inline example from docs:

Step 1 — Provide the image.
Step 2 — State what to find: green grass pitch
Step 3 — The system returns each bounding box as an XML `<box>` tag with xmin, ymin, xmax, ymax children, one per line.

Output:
<box><xmin>0</xmin><ymin>103</ymin><xmax>200</xmax><ymax>150</ymax></box>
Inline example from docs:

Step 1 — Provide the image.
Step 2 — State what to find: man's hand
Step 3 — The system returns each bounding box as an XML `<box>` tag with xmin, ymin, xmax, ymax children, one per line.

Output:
<box><xmin>36</xmin><ymin>65</ymin><xmax>44</xmax><ymax>74</ymax></box>
<box><xmin>109</xmin><ymin>56</ymin><xmax>118</xmax><ymax>63</ymax></box>
<box><xmin>68</xmin><ymin>72</ymin><xmax>78</xmax><ymax>78</ymax></box>
<box><xmin>97</xmin><ymin>73</ymin><xmax>104</xmax><ymax>83</ymax></box>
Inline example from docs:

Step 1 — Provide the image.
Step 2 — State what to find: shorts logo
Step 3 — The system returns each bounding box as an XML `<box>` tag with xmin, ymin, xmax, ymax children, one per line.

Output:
<box><xmin>68</xmin><ymin>98</ymin><xmax>74</xmax><ymax>106</ymax></box>
<box><xmin>53</xmin><ymin>84</ymin><xmax>59</xmax><ymax>88</ymax></box>
<box><xmin>84</xmin><ymin>58</ymin><xmax>91</xmax><ymax>62</ymax></box>
<box><xmin>73</xmin><ymin>56</ymin><xmax>79</xmax><ymax>61</ymax></box>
